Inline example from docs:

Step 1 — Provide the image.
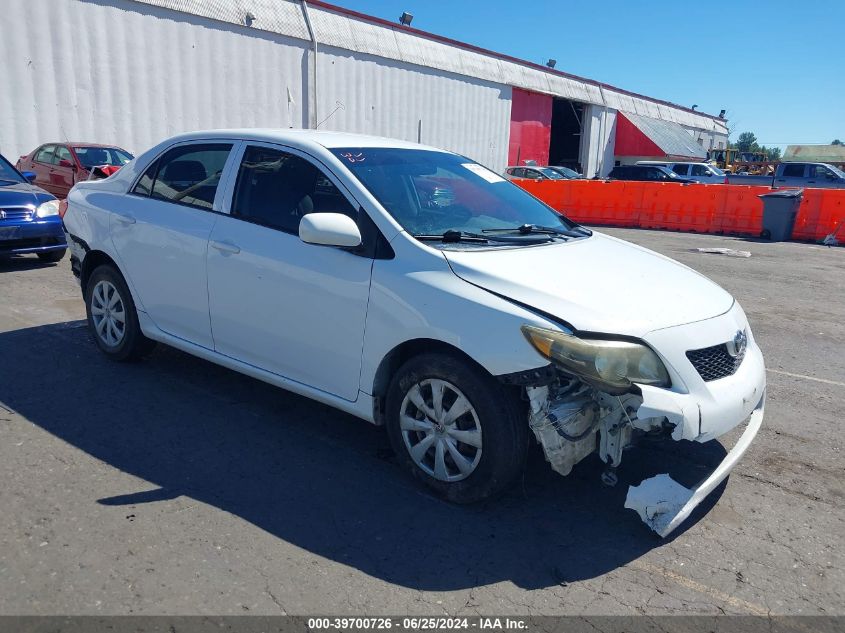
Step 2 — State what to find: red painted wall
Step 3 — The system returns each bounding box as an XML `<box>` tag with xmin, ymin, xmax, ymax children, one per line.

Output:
<box><xmin>614</xmin><ymin>113</ymin><xmax>664</xmax><ymax>157</ymax></box>
<box><xmin>508</xmin><ymin>88</ymin><xmax>552</xmax><ymax>166</ymax></box>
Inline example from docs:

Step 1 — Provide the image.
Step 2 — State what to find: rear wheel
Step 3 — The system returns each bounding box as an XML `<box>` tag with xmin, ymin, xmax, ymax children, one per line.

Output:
<box><xmin>386</xmin><ymin>353</ymin><xmax>529</xmax><ymax>503</ymax></box>
<box><xmin>85</xmin><ymin>265</ymin><xmax>156</xmax><ymax>361</ymax></box>
<box><xmin>37</xmin><ymin>249</ymin><xmax>66</xmax><ymax>263</ymax></box>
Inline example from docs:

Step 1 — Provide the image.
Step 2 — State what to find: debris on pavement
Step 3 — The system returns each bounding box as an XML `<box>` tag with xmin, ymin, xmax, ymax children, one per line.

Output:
<box><xmin>693</xmin><ymin>247</ymin><xmax>752</xmax><ymax>258</ymax></box>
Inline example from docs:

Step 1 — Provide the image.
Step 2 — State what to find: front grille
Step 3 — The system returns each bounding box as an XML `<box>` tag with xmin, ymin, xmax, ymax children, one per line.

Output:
<box><xmin>686</xmin><ymin>343</ymin><xmax>745</xmax><ymax>382</ymax></box>
<box><xmin>0</xmin><ymin>207</ymin><xmax>33</xmax><ymax>221</ymax></box>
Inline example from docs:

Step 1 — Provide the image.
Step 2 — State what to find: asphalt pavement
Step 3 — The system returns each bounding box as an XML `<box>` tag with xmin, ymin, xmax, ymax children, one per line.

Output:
<box><xmin>0</xmin><ymin>229</ymin><xmax>842</xmax><ymax>615</ymax></box>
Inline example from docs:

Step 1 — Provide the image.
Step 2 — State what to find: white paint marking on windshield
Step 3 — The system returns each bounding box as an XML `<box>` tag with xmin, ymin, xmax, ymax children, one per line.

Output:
<box><xmin>462</xmin><ymin>163</ymin><xmax>505</xmax><ymax>183</ymax></box>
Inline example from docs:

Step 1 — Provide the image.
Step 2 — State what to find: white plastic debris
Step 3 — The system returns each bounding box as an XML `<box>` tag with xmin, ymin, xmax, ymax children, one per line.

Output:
<box><xmin>694</xmin><ymin>247</ymin><xmax>751</xmax><ymax>258</ymax></box>
<box><xmin>625</xmin><ymin>474</ymin><xmax>694</xmax><ymax>536</ymax></box>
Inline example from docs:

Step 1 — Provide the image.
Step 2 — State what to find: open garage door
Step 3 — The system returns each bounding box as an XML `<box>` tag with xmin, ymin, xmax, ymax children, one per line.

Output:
<box><xmin>549</xmin><ymin>98</ymin><xmax>585</xmax><ymax>173</ymax></box>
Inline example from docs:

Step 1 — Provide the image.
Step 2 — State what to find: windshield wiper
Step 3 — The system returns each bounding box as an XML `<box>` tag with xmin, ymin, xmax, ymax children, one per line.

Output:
<box><xmin>481</xmin><ymin>223</ymin><xmax>586</xmax><ymax>238</ymax></box>
<box><xmin>414</xmin><ymin>230</ymin><xmax>490</xmax><ymax>243</ymax></box>
<box><xmin>0</xmin><ymin>178</ymin><xmax>21</xmax><ymax>184</ymax></box>
<box><xmin>413</xmin><ymin>229</ymin><xmax>553</xmax><ymax>244</ymax></box>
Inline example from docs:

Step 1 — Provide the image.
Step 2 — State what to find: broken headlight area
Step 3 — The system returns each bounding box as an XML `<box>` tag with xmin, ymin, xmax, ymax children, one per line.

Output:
<box><xmin>526</xmin><ymin>375</ymin><xmax>672</xmax><ymax>480</ymax></box>
<box><xmin>521</xmin><ymin>325</ymin><xmax>670</xmax><ymax>394</ymax></box>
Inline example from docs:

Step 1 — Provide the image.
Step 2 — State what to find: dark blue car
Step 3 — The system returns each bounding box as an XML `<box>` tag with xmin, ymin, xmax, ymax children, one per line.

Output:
<box><xmin>0</xmin><ymin>153</ymin><xmax>66</xmax><ymax>262</ymax></box>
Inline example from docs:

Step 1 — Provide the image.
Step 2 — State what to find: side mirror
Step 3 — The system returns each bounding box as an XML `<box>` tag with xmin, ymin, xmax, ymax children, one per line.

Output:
<box><xmin>21</xmin><ymin>171</ymin><xmax>37</xmax><ymax>183</ymax></box>
<box><xmin>299</xmin><ymin>213</ymin><xmax>362</xmax><ymax>248</ymax></box>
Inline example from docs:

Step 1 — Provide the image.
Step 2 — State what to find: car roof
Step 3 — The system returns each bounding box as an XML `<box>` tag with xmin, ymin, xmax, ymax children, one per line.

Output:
<box><xmin>160</xmin><ymin>129</ymin><xmax>440</xmax><ymax>152</ymax></box>
<box><xmin>37</xmin><ymin>142</ymin><xmax>127</xmax><ymax>148</ymax></box>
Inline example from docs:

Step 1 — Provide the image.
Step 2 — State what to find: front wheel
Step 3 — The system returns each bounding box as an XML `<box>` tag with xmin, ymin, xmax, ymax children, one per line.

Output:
<box><xmin>385</xmin><ymin>353</ymin><xmax>529</xmax><ymax>503</ymax></box>
<box><xmin>85</xmin><ymin>265</ymin><xmax>156</xmax><ymax>361</ymax></box>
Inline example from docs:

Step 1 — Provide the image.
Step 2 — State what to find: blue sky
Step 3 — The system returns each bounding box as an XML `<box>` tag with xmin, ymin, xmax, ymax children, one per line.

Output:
<box><xmin>329</xmin><ymin>0</ymin><xmax>845</xmax><ymax>150</ymax></box>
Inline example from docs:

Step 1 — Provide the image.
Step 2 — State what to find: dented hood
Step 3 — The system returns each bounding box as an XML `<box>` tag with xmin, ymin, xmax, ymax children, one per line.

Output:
<box><xmin>443</xmin><ymin>232</ymin><xmax>734</xmax><ymax>337</ymax></box>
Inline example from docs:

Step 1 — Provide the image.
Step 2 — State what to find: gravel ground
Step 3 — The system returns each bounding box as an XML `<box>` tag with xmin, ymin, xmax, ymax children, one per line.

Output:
<box><xmin>0</xmin><ymin>228</ymin><xmax>842</xmax><ymax>616</ymax></box>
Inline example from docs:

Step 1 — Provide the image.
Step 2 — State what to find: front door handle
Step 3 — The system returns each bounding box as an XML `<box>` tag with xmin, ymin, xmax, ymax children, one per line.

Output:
<box><xmin>114</xmin><ymin>212</ymin><xmax>136</xmax><ymax>225</ymax></box>
<box><xmin>210</xmin><ymin>240</ymin><xmax>240</xmax><ymax>254</ymax></box>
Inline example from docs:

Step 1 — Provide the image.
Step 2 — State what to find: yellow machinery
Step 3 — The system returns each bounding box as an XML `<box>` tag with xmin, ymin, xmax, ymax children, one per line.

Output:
<box><xmin>707</xmin><ymin>149</ymin><xmax>773</xmax><ymax>174</ymax></box>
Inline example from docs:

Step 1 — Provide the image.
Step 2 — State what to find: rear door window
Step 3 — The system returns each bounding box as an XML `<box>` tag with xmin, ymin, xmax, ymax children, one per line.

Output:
<box><xmin>146</xmin><ymin>144</ymin><xmax>233</xmax><ymax>210</ymax></box>
<box><xmin>782</xmin><ymin>164</ymin><xmax>805</xmax><ymax>178</ymax></box>
<box><xmin>231</xmin><ymin>145</ymin><xmax>357</xmax><ymax>234</ymax></box>
<box><xmin>54</xmin><ymin>146</ymin><xmax>73</xmax><ymax>165</ymax></box>
<box><xmin>672</xmin><ymin>164</ymin><xmax>690</xmax><ymax>175</ymax></box>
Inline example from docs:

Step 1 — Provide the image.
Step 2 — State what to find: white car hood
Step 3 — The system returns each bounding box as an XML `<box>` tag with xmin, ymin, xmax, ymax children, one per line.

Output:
<box><xmin>443</xmin><ymin>232</ymin><xmax>734</xmax><ymax>337</ymax></box>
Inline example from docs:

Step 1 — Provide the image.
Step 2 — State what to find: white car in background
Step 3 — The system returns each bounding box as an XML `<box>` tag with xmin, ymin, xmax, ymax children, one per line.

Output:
<box><xmin>63</xmin><ymin>130</ymin><xmax>765</xmax><ymax>536</ymax></box>
<box><xmin>636</xmin><ymin>160</ymin><xmax>728</xmax><ymax>184</ymax></box>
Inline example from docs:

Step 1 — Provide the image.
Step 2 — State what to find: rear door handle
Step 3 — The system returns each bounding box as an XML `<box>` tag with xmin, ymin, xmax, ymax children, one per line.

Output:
<box><xmin>114</xmin><ymin>212</ymin><xmax>136</xmax><ymax>225</ymax></box>
<box><xmin>210</xmin><ymin>240</ymin><xmax>240</xmax><ymax>254</ymax></box>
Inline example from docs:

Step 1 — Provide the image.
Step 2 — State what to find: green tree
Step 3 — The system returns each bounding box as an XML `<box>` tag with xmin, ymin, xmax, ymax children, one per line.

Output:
<box><xmin>764</xmin><ymin>146</ymin><xmax>782</xmax><ymax>161</ymax></box>
<box><xmin>736</xmin><ymin>132</ymin><xmax>758</xmax><ymax>152</ymax></box>
<box><xmin>833</xmin><ymin>139</ymin><xmax>843</xmax><ymax>145</ymax></box>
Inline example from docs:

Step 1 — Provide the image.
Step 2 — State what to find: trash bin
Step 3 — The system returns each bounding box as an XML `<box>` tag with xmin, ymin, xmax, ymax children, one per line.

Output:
<box><xmin>758</xmin><ymin>188</ymin><xmax>803</xmax><ymax>241</ymax></box>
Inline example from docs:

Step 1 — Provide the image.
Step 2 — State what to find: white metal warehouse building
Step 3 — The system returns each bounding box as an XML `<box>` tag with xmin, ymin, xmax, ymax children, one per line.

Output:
<box><xmin>0</xmin><ymin>0</ymin><xmax>729</xmax><ymax>176</ymax></box>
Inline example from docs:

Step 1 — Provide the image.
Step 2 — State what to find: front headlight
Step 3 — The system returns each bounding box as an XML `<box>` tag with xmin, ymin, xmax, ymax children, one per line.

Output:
<box><xmin>521</xmin><ymin>325</ymin><xmax>670</xmax><ymax>392</ymax></box>
<box><xmin>35</xmin><ymin>200</ymin><xmax>60</xmax><ymax>218</ymax></box>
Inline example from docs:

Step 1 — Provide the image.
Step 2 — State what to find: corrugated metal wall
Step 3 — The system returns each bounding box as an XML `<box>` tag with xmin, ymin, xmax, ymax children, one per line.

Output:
<box><xmin>314</xmin><ymin>45</ymin><xmax>512</xmax><ymax>171</ymax></box>
<box><xmin>0</xmin><ymin>0</ymin><xmax>309</xmax><ymax>158</ymax></box>
<box><xmin>1</xmin><ymin>0</ymin><xmax>510</xmax><ymax>170</ymax></box>
<box><xmin>581</xmin><ymin>105</ymin><xmax>617</xmax><ymax>178</ymax></box>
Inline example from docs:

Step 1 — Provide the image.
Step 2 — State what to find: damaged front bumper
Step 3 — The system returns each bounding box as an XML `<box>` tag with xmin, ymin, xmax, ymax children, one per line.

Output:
<box><xmin>525</xmin><ymin>302</ymin><xmax>766</xmax><ymax>537</ymax></box>
<box><xmin>625</xmin><ymin>392</ymin><xmax>764</xmax><ymax>537</ymax></box>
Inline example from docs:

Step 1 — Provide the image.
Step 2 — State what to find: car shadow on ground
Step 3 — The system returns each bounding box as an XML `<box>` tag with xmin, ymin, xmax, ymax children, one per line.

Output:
<box><xmin>0</xmin><ymin>255</ymin><xmax>63</xmax><ymax>272</ymax></box>
<box><xmin>0</xmin><ymin>321</ymin><xmax>728</xmax><ymax>591</ymax></box>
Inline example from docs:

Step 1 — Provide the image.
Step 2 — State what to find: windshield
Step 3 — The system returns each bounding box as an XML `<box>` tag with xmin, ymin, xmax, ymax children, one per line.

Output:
<box><xmin>0</xmin><ymin>154</ymin><xmax>25</xmax><ymax>185</ymax></box>
<box><xmin>551</xmin><ymin>166</ymin><xmax>580</xmax><ymax>178</ymax></box>
<box><xmin>73</xmin><ymin>146</ymin><xmax>133</xmax><ymax>168</ymax></box>
<box><xmin>708</xmin><ymin>165</ymin><xmax>725</xmax><ymax>176</ymax></box>
<box><xmin>331</xmin><ymin>148</ymin><xmax>578</xmax><ymax>239</ymax></box>
<box><xmin>538</xmin><ymin>167</ymin><xmax>565</xmax><ymax>179</ymax></box>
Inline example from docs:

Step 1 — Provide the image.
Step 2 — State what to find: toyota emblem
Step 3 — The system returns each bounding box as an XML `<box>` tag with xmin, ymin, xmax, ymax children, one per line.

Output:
<box><xmin>727</xmin><ymin>329</ymin><xmax>748</xmax><ymax>358</ymax></box>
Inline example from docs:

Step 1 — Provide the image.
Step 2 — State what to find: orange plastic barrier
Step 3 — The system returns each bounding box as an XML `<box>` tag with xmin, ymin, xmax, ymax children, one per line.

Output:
<box><xmin>640</xmin><ymin>183</ymin><xmax>725</xmax><ymax>232</ymax></box>
<box><xmin>514</xmin><ymin>179</ymin><xmax>845</xmax><ymax>243</ymax></box>
<box><xmin>797</xmin><ymin>188</ymin><xmax>845</xmax><ymax>241</ymax></box>
<box><xmin>713</xmin><ymin>185</ymin><xmax>770</xmax><ymax>236</ymax></box>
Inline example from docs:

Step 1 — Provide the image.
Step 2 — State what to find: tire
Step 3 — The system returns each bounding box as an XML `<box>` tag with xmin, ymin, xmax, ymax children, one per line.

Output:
<box><xmin>84</xmin><ymin>264</ymin><xmax>156</xmax><ymax>361</ymax></box>
<box><xmin>37</xmin><ymin>249</ymin><xmax>66</xmax><ymax>263</ymax></box>
<box><xmin>385</xmin><ymin>352</ymin><xmax>529</xmax><ymax>504</ymax></box>
<box><xmin>760</xmin><ymin>228</ymin><xmax>772</xmax><ymax>240</ymax></box>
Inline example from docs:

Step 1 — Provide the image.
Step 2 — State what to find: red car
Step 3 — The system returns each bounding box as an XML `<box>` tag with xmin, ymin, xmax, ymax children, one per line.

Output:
<box><xmin>16</xmin><ymin>143</ymin><xmax>133</xmax><ymax>199</ymax></box>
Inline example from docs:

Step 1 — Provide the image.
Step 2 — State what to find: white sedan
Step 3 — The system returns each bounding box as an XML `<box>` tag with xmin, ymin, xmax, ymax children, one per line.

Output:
<box><xmin>63</xmin><ymin>130</ymin><xmax>765</xmax><ymax>536</ymax></box>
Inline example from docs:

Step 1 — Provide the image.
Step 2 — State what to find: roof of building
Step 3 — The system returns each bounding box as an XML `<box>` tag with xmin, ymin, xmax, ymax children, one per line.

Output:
<box><xmin>783</xmin><ymin>145</ymin><xmax>845</xmax><ymax>163</ymax></box>
<box><xmin>129</xmin><ymin>0</ymin><xmax>728</xmax><ymax>134</ymax></box>
<box><xmin>614</xmin><ymin>113</ymin><xmax>707</xmax><ymax>159</ymax></box>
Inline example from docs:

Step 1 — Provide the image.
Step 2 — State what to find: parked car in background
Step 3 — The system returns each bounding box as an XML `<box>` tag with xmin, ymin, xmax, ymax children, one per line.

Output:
<box><xmin>16</xmin><ymin>143</ymin><xmax>133</xmax><ymax>198</ymax></box>
<box><xmin>545</xmin><ymin>165</ymin><xmax>584</xmax><ymax>179</ymax></box>
<box><xmin>504</xmin><ymin>165</ymin><xmax>567</xmax><ymax>180</ymax></box>
<box><xmin>0</xmin><ymin>153</ymin><xmax>66</xmax><ymax>262</ymax></box>
<box><xmin>726</xmin><ymin>162</ymin><xmax>845</xmax><ymax>188</ymax></box>
<box><xmin>62</xmin><ymin>129</ymin><xmax>765</xmax><ymax>537</ymax></box>
<box><xmin>608</xmin><ymin>164</ymin><xmax>695</xmax><ymax>183</ymax></box>
<box><xmin>636</xmin><ymin>161</ymin><xmax>727</xmax><ymax>184</ymax></box>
